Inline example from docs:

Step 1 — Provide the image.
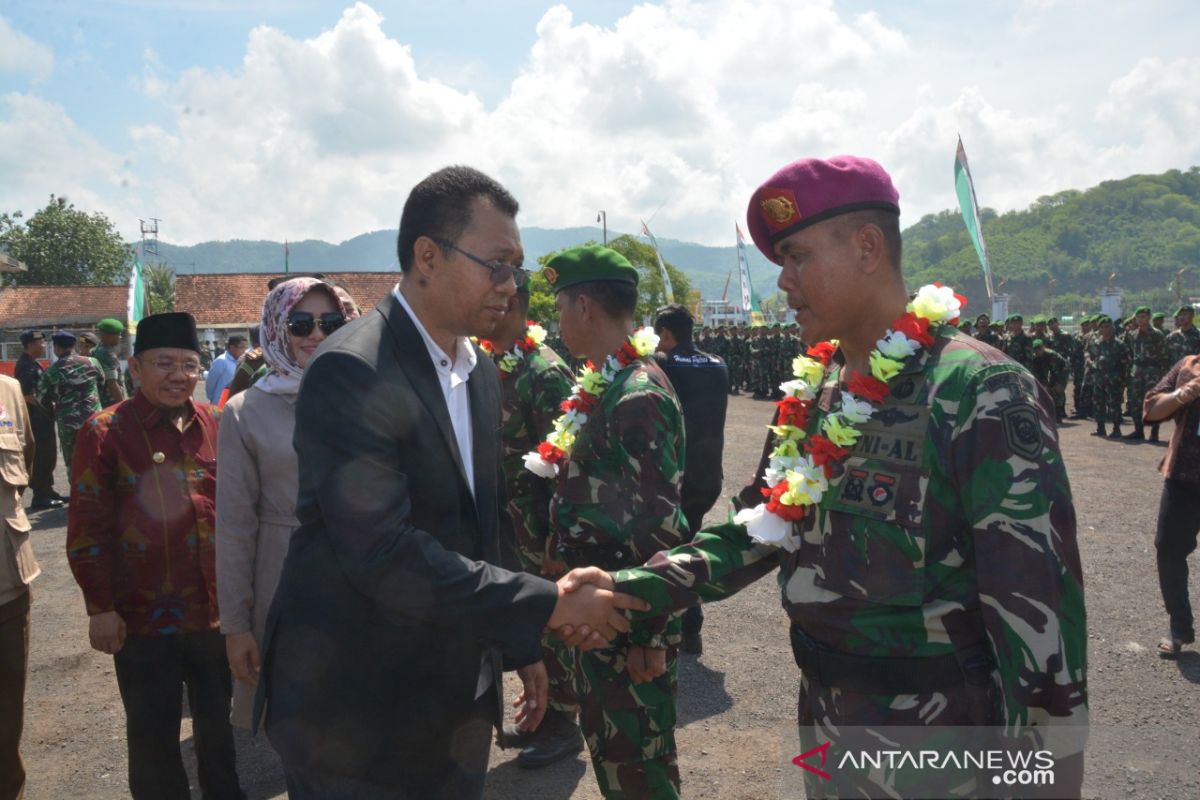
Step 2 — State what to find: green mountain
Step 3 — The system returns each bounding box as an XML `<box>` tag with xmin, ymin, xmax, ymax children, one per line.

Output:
<box><xmin>152</xmin><ymin>226</ymin><xmax>781</xmax><ymax>302</ymax></box>
<box><xmin>902</xmin><ymin>166</ymin><xmax>1200</xmax><ymax>317</ymax></box>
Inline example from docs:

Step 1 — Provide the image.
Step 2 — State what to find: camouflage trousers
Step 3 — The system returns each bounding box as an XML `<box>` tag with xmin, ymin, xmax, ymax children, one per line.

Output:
<box><xmin>572</xmin><ymin>637</ymin><xmax>680</xmax><ymax>799</ymax></box>
<box><xmin>1071</xmin><ymin>369</ymin><xmax>1089</xmax><ymax>414</ymax></box>
<box><xmin>1088</xmin><ymin>378</ymin><xmax>1123</xmax><ymax>423</ymax></box>
<box><xmin>57</xmin><ymin>425</ymin><xmax>79</xmax><ymax>476</ymax></box>
<box><xmin>1125</xmin><ymin>373</ymin><xmax>1162</xmax><ymax>420</ymax></box>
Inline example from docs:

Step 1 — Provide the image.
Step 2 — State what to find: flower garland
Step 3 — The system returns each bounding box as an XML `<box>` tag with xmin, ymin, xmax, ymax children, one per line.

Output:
<box><xmin>735</xmin><ymin>284</ymin><xmax>966</xmax><ymax>551</ymax></box>
<box><xmin>479</xmin><ymin>321</ymin><xmax>548</xmax><ymax>375</ymax></box>
<box><xmin>523</xmin><ymin>327</ymin><xmax>659</xmax><ymax>478</ymax></box>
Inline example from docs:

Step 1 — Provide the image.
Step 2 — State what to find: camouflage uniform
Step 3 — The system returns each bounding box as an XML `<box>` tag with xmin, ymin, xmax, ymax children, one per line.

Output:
<box><xmin>1070</xmin><ymin>329</ymin><xmax>1092</xmax><ymax>416</ymax></box>
<box><xmin>37</xmin><ymin>354</ymin><xmax>104</xmax><ymax>468</ymax></box>
<box><xmin>550</xmin><ymin>356</ymin><xmax>688</xmax><ymax>799</ymax></box>
<box><xmin>1003</xmin><ymin>329</ymin><xmax>1033</xmax><ymax>367</ymax></box>
<box><xmin>1031</xmin><ymin>347</ymin><xmax>1070</xmax><ymax>419</ymax></box>
<box><xmin>1123</xmin><ymin>326</ymin><xmax>1169</xmax><ymax>430</ymax></box>
<box><xmin>494</xmin><ymin>339</ymin><xmax>578</xmax><ymax>714</ymax></box>
<box><xmin>1083</xmin><ymin>334</ymin><xmax>1128</xmax><ymax>425</ymax></box>
<box><xmin>1166</xmin><ymin>325</ymin><xmax>1200</xmax><ymax>367</ymax></box>
<box><xmin>90</xmin><ymin>342</ymin><xmax>124</xmax><ymax>407</ymax></box>
<box><xmin>974</xmin><ymin>326</ymin><xmax>1001</xmax><ymax>349</ymax></box>
<box><xmin>614</xmin><ymin>327</ymin><xmax>1087</xmax><ymax>799</ymax></box>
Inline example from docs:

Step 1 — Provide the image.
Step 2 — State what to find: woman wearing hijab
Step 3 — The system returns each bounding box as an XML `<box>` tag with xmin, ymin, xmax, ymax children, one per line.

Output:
<box><xmin>216</xmin><ymin>277</ymin><xmax>358</xmax><ymax>728</ymax></box>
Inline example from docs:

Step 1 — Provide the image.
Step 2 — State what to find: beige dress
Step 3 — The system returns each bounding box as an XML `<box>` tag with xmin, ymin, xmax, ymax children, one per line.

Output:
<box><xmin>215</xmin><ymin>385</ymin><xmax>299</xmax><ymax>728</ymax></box>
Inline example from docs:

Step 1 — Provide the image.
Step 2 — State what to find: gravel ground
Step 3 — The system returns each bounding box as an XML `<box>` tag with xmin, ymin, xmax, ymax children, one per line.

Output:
<box><xmin>15</xmin><ymin>393</ymin><xmax>1199</xmax><ymax>799</ymax></box>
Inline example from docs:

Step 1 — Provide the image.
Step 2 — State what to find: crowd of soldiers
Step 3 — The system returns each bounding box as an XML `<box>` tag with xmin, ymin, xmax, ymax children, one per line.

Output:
<box><xmin>695</xmin><ymin>324</ymin><xmax>802</xmax><ymax>399</ymax></box>
<box><xmin>958</xmin><ymin>305</ymin><xmax>1200</xmax><ymax>439</ymax></box>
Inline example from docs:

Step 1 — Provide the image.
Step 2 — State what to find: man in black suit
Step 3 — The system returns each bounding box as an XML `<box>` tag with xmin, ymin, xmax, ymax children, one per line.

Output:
<box><xmin>652</xmin><ymin>304</ymin><xmax>729</xmax><ymax>654</ymax></box>
<box><xmin>259</xmin><ymin>166</ymin><xmax>644</xmax><ymax>799</ymax></box>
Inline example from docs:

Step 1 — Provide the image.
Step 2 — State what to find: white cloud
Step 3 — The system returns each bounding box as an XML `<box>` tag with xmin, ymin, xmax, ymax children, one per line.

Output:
<box><xmin>0</xmin><ymin>1</ymin><xmax>1197</xmax><ymax>257</ymax></box>
<box><xmin>0</xmin><ymin>16</ymin><xmax>54</xmax><ymax>81</ymax></box>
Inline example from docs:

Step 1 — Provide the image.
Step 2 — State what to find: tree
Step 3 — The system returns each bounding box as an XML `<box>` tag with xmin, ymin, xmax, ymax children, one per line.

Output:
<box><xmin>0</xmin><ymin>195</ymin><xmax>132</xmax><ymax>286</ymax></box>
<box><xmin>144</xmin><ymin>263</ymin><xmax>176</xmax><ymax>314</ymax></box>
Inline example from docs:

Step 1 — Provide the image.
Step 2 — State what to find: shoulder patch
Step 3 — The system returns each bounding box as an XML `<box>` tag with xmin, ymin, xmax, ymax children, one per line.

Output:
<box><xmin>1000</xmin><ymin>403</ymin><xmax>1042</xmax><ymax>461</ymax></box>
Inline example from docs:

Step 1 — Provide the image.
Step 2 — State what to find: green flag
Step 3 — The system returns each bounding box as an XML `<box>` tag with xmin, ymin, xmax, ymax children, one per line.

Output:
<box><xmin>954</xmin><ymin>136</ymin><xmax>994</xmax><ymax>299</ymax></box>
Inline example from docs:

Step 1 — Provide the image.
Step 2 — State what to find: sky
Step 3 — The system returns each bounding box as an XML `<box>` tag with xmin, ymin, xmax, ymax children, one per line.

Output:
<box><xmin>1</xmin><ymin>0</ymin><xmax>1198</xmax><ymax>249</ymax></box>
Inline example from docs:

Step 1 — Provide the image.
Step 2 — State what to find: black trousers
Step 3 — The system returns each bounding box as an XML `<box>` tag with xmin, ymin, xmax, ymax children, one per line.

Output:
<box><xmin>280</xmin><ymin>687</ymin><xmax>496</xmax><ymax>800</ymax></box>
<box><xmin>1155</xmin><ymin>478</ymin><xmax>1200</xmax><ymax>639</ymax></box>
<box><xmin>26</xmin><ymin>407</ymin><xmax>56</xmax><ymax>500</ymax></box>
<box><xmin>112</xmin><ymin>630</ymin><xmax>243</xmax><ymax>800</ymax></box>
<box><xmin>681</xmin><ymin>490</ymin><xmax>721</xmax><ymax>636</ymax></box>
<box><xmin>0</xmin><ymin>591</ymin><xmax>30</xmax><ymax>800</ymax></box>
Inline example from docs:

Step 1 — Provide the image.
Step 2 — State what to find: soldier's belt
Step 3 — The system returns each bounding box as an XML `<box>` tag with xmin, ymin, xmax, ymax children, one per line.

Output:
<box><xmin>789</xmin><ymin>625</ymin><xmax>994</xmax><ymax>695</ymax></box>
<box><xmin>558</xmin><ymin>543</ymin><xmax>637</xmax><ymax>570</ymax></box>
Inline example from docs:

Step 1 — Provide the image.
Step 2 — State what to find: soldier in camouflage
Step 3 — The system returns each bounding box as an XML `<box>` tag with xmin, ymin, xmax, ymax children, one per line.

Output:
<box><xmin>1123</xmin><ymin>306</ymin><xmax>1170</xmax><ymax>441</ymax></box>
<box><xmin>1084</xmin><ymin>315</ymin><xmax>1128</xmax><ymax>437</ymax></box>
<box><xmin>484</xmin><ymin>287</ymin><xmax>584</xmax><ymax>768</ymax></box>
<box><xmin>1002</xmin><ymin>313</ymin><xmax>1033</xmax><ymax>367</ymax></box>
<box><xmin>1152</xmin><ymin>310</ymin><xmax>1167</xmax><ymax>333</ymax></box>
<box><xmin>1031</xmin><ymin>338</ymin><xmax>1069</xmax><ymax>422</ymax></box>
<box><xmin>973</xmin><ymin>312</ymin><xmax>1000</xmax><ymax>348</ymax></box>
<box><xmin>91</xmin><ymin>318</ymin><xmax>128</xmax><ymax>408</ymax></box>
<box><xmin>37</xmin><ymin>331</ymin><xmax>104</xmax><ymax>470</ymax></box>
<box><xmin>1069</xmin><ymin>316</ymin><xmax>1094</xmax><ymax>419</ymax></box>
<box><xmin>545</xmin><ymin>245</ymin><xmax>689</xmax><ymax>798</ymax></box>
<box><xmin>1167</xmin><ymin>305</ymin><xmax>1200</xmax><ymax>366</ymax></box>
<box><xmin>563</xmin><ymin>156</ymin><xmax>1087</xmax><ymax>799</ymax></box>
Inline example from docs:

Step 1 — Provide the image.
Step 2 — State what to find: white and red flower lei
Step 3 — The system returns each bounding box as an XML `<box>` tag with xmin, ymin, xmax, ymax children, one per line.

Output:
<box><xmin>735</xmin><ymin>284</ymin><xmax>966</xmax><ymax>551</ymax></box>
<box><xmin>523</xmin><ymin>327</ymin><xmax>659</xmax><ymax>478</ymax></box>
<box><xmin>479</xmin><ymin>321</ymin><xmax>548</xmax><ymax>375</ymax></box>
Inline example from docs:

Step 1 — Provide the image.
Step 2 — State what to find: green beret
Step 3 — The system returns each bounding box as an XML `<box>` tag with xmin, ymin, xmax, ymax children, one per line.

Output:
<box><xmin>543</xmin><ymin>245</ymin><xmax>638</xmax><ymax>292</ymax></box>
<box><xmin>1009</xmin><ymin>313</ymin><xmax>1023</xmax><ymax>322</ymax></box>
<box><xmin>1032</xmin><ymin>338</ymin><xmax>1045</xmax><ymax>348</ymax></box>
<box><xmin>1095</xmin><ymin>315</ymin><xmax>1113</xmax><ymax>326</ymax></box>
<box><xmin>1133</xmin><ymin>306</ymin><xmax>1151</xmax><ymax>316</ymax></box>
<box><xmin>958</xmin><ymin>321</ymin><xmax>972</xmax><ymax>330</ymax></box>
<box><xmin>1152</xmin><ymin>311</ymin><xmax>1165</xmax><ymax>320</ymax></box>
<box><xmin>1178</xmin><ymin>306</ymin><xmax>1195</xmax><ymax>316</ymax></box>
<box><xmin>1047</xmin><ymin>316</ymin><xmax>1058</xmax><ymax>324</ymax></box>
<box><xmin>1030</xmin><ymin>315</ymin><xmax>1044</xmax><ymax>325</ymax></box>
<box><xmin>96</xmin><ymin>318</ymin><xmax>125</xmax><ymax>334</ymax></box>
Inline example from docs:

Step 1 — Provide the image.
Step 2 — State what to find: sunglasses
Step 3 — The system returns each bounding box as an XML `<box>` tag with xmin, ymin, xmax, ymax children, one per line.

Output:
<box><xmin>433</xmin><ymin>238</ymin><xmax>529</xmax><ymax>287</ymax></box>
<box><xmin>287</xmin><ymin>311</ymin><xmax>347</xmax><ymax>337</ymax></box>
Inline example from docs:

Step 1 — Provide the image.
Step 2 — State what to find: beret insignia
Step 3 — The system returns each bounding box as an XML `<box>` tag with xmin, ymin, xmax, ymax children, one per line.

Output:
<box><xmin>543</xmin><ymin>266</ymin><xmax>558</xmax><ymax>285</ymax></box>
<box><xmin>761</xmin><ymin>195</ymin><xmax>798</xmax><ymax>225</ymax></box>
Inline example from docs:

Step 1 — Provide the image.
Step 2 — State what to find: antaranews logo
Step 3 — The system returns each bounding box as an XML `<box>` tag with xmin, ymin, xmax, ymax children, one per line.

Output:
<box><xmin>790</xmin><ymin>741</ymin><xmax>832</xmax><ymax>781</ymax></box>
<box><xmin>791</xmin><ymin>741</ymin><xmax>1056</xmax><ymax>791</ymax></box>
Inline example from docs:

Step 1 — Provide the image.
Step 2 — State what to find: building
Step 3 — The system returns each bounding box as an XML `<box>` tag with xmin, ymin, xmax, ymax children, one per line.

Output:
<box><xmin>175</xmin><ymin>271</ymin><xmax>399</xmax><ymax>354</ymax></box>
<box><xmin>0</xmin><ymin>284</ymin><xmax>131</xmax><ymax>365</ymax></box>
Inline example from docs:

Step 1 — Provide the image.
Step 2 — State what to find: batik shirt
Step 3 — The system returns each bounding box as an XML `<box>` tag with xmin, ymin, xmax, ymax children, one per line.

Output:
<box><xmin>66</xmin><ymin>392</ymin><xmax>221</xmax><ymax>636</ymax></box>
<box><xmin>37</xmin><ymin>354</ymin><xmax>103</xmax><ymax>430</ymax></box>
<box><xmin>614</xmin><ymin>328</ymin><xmax>1088</xmax><ymax>729</ymax></box>
<box><xmin>496</xmin><ymin>344</ymin><xmax>574</xmax><ymax>568</ymax></box>
<box><xmin>550</xmin><ymin>357</ymin><xmax>688</xmax><ymax>647</ymax></box>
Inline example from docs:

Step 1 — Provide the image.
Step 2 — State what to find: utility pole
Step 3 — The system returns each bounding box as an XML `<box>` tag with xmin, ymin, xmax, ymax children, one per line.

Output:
<box><xmin>596</xmin><ymin>210</ymin><xmax>607</xmax><ymax>245</ymax></box>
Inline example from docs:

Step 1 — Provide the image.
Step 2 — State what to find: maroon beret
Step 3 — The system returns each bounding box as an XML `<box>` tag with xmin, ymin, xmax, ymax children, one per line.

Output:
<box><xmin>746</xmin><ymin>155</ymin><xmax>900</xmax><ymax>263</ymax></box>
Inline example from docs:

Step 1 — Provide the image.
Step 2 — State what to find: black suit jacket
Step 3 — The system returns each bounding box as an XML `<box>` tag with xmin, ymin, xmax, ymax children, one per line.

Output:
<box><xmin>257</xmin><ymin>293</ymin><xmax>558</xmax><ymax>784</ymax></box>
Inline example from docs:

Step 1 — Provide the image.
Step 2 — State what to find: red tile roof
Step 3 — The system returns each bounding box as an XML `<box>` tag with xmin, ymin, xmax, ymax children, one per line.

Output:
<box><xmin>0</xmin><ymin>284</ymin><xmax>130</xmax><ymax>330</ymax></box>
<box><xmin>176</xmin><ymin>272</ymin><xmax>399</xmax><ymax>327</ymax></box>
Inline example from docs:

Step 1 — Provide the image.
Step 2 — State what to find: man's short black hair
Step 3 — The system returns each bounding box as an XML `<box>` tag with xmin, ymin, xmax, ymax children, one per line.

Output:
<box><xmin>562</xmin><ymin>280</ymin><xmax>638</xmax><ymax>320</ymax></box>
<box><xmin>397</xmin><ymin>166</ymin><xmax>519</xmax><ymax>273</ymax></box>
<box><xmin>653</xmin><ymin>303</ymin><xmax>694</xmax><ymax>345</ymax></box>
<box><xmin>248</xmin><ymin>325</ymin><xmax>261</xmax><ymax>348</ymax></box>
<box><xmin>227</xmin><ymin>335</ymin><xmax>248</xmax><ymax>348</ymax></box>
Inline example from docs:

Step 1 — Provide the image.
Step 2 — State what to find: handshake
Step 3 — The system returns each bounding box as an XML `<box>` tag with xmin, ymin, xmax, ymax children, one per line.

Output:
<box><xmin>546</xmin><ymin>567</ymin><xmax>648</xmax><ymax>650</ymax></box>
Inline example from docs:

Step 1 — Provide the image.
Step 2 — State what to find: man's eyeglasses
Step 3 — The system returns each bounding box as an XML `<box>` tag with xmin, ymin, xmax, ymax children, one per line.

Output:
<box><xmin>287</xmin><ymin>311</ymin><xmax>347</xmax><ymax>338</ymax></box>
<box><xmin>146</xmin><ymin>358</ymin><xmax>203</xmax><ymax>377</ymax></box>
<box><xmin>433</xmin><ymin>238</ymin><xmax>528</xmax><ymax>287</ymax></box>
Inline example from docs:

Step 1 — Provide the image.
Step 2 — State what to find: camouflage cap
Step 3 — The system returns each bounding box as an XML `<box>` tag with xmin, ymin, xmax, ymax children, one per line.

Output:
<box><xmin>542</xmin><ymin>245</ymin><xmax>639</xmax><ymax>292</ymax></box>
<box><xmin>746</xmin><ymin>155</ymin><xmax>899</xmax><ymax>263</ymax></box>
<box><xmin>96</xmin><ymin>318</ymin><xmax>125</xmax><ymax>334</ymax></box>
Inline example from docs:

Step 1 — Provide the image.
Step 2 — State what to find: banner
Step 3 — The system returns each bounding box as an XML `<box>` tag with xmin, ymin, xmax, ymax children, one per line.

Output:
<box><xmin>954</xmin><ymin>137</ymin><xmax>995</xmax><ymax>299</ymax></box>
<box><xmin>640</xmin><ymin>220</ymin><xmax>674</xmax><ymax>303</ymax></box>
<box><xmin>127</xmin><ymin>258</ymin><xmax>146</xmax><ymax>333</ymax></box>
<box><xmin>735</xmin><ymin>223</ymin><xmax>763</xmax><ymax>324</ymax></box>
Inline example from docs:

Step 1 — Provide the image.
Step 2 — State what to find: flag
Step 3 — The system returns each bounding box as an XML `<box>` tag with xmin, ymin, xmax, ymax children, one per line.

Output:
<box><xmin>640</xmin><ymin>220</ymin><xmax>674</xmax><ymax>303</ymax></box>
<box><xmin>954</xmin><ymin>136</ymin><xmax>995</xmax><ymax>299</ymax></box>
<box><xmin>127</xmin><ymin>258</ymin><xmax>146</xmax><ymax>333</ymax></box>
<box><xmin>735</xmin><ymin>223</ymin><xmax>763</xmax><ymax>324</ymax></box>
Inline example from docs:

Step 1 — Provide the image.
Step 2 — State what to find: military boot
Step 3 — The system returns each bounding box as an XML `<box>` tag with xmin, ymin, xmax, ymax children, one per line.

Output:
<box><xmin>1149</xmin><ymin>424</ymin><xmax>1161</xmax><ymax>443</ymax></box>
<box><xmin>516</xmin><ymin>708</ymin><xmax>585</xmax><ymax>769</ymax></box>
<box><xmin>1108</xmin><ymin>422</ymin><xmax>1124</xmax><ymax>438</ymax></box>
<box><xmin>1123</xmin><ymin>418</ymin><xmax>1144</xmax><ymax>441</ymax></box>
